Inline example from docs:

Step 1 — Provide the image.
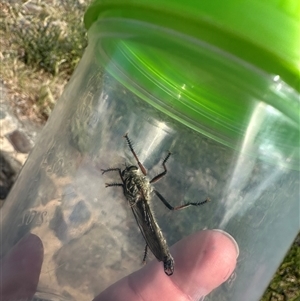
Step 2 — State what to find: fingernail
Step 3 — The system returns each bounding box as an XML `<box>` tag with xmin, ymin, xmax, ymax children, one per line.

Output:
<box><xmin>211</xmin><ymin>229</ymin><xmax>239</xmax><ymax>258</ymax></box>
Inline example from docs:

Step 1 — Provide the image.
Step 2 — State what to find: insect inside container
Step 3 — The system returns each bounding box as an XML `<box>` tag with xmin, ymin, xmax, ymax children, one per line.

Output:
<box><xmin>101</xmin><ymin>133</ymin><xmax>210</xmax><ymax>276</ymax></box>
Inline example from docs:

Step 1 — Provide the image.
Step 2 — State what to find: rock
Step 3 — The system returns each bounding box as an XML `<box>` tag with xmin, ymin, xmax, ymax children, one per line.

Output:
<box><xmin>5</xmin><ymin>129</ymin><xmax>33</xmax><ymax>154</ymax></box>
<box><xmin>0</xmin><ymin>151</ymin><xmax>22</xmax><ymax>200</ymax></box>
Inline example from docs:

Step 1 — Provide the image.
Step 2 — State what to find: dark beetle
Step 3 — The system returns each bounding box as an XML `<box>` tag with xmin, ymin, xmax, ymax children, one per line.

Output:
<box><xmin>102</xmin><ymin>133</ymin><xmax>210</xmax><ymax>276</ymax></box>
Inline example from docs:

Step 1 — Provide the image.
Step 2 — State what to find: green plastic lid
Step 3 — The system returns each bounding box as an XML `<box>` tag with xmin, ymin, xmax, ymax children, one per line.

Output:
<box><xmin>84</xmin><ymin>0</ymin><xmax>300</xmax><ymax>169</ymax></box>
<box><xmin>85</xmin><ymin>0</ymin><xmax>299</xmax><ymax>89</ymax></box>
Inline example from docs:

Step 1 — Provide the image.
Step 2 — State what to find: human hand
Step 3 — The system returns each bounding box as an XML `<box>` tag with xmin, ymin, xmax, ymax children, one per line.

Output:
<box><xmin>0</xmin><ymin>233</ymin><xmax>44</xmax><ymax>300</ymax></box>
<box><xmin>93</xmin><ymin>229</ymin><xmax>238</xmax><ymax>301</ymax></box>
<box><xmin>0</xmin><ymin>230</ymin><xmax>238</xmax><ymax>301</ymax></box>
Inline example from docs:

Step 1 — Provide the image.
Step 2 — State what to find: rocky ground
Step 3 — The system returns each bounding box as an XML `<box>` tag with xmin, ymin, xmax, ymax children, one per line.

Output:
<box><xmin>0</xmin><ymin>82</ymin><xmax>41</xmax><ymax>207</ymax></box>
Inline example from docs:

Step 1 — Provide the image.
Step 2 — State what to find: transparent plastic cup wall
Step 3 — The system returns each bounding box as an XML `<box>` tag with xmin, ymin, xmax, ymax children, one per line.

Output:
<box><xmin>1</xmin><ymin>25</ymin><xmax>299</xmax><ymax>301</ymax></box>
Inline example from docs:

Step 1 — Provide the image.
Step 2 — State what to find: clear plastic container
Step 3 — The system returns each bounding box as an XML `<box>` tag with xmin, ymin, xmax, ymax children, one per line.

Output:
<box><xmin>1</xmin><ymin>1</ymin><xmax>299</xmax><ymax>301</ymax></box>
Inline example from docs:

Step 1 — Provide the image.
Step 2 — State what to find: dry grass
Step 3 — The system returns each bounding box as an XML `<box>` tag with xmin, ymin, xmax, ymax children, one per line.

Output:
<box><xmin>261</xmin><ymin>234</ymin><xmax>300</xmax><ymax>301</ymax></box>
<box><xmin>0</xmin><ymin>0</ymin><xmax>88</xmax><ymax>123</ymax></box>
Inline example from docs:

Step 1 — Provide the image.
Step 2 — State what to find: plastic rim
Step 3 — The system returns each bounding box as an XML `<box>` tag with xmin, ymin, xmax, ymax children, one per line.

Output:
<box><xmin>84</xmin><ymin>0</ymin><xmax>300</xmax><ymax>91</ymax></box>
<box><xmin>84</xmin><ymin>1</ymin><xmax>300</xmax><ymax>170</ymax></box>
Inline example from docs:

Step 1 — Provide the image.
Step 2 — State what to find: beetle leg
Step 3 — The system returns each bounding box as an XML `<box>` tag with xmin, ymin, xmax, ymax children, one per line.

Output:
<box><xmin>150</xmin><ymin>152</ymin><xmax>171</xmax><ymax>183</ymax></box>
<box><xmin>124</xmin><ymin>133</ymin><xmax>147</xmax><ymax>175</ymax></box>
<box><xmin>101</xmin><ymin>167</ymin><xmax>125</xmax><ymax>184</ymax></box>
<box><xmin>153</xmin><ymin>189</ymin><xmax>210</xmax><ymax>210</ymax></box>
<box><xmin>142</xmin><ymin>244</ymin><xmax>148</xmax><ymax>264</ymax></box>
